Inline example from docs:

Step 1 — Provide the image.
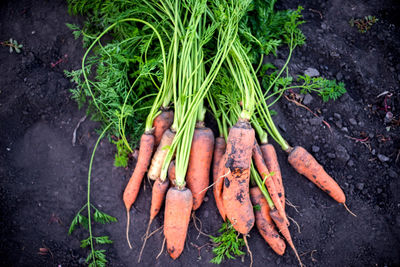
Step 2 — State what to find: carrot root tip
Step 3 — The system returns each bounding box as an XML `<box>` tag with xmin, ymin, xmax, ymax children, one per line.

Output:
<box><xmin>138</xmin><ymin>218</ymin><xmax>153</xmax><ymax>263</ymax></box>
<box><xmin>126</xmin><ymin>210</ymin><xmax>132</xmax><ymax>249</ymax></box>
<box><xmin>156</xmin><ymin>237</ymin><xmax>166</xmax><ymax>259</ymax></box>
<box><xmin>343</xmin><ymin>202</ymin><xmax>357</xmax><ymax>217</ymax></box>
<box><xmin>243</xmin><ymin>235</ymin><xmax>253</xmax><ymax>267</ymax></box>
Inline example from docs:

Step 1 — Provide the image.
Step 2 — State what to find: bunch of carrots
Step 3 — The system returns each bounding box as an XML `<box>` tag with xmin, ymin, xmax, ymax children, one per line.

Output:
<box><xmin>68</xmin><ymin>0</ymin><xmax>354</xmax><ymax>265</ymax></box>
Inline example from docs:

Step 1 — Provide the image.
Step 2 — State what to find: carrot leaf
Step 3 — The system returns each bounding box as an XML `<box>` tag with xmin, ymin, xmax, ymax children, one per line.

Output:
<box><xmin>93</xmin><ymin>209</ymin><xmax>117</xmax><ymax>224</ymax></box>
<box><xmin>210</xmin><ymin>221</ymin><xmax>246</xmax><ymax>264</ymax></box>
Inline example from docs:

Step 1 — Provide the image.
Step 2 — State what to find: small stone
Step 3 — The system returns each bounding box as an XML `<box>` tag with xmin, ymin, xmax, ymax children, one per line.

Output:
<box><xmin>356</xmin><ymin>183</ymin><xmax>365</xmax><ymax>190</ymax></box>
<box><xmin>312</xmin><ymin>145</ymin><xmax>320</xmax><ymax>153</ymax></box>
<box><xmin>362</xmin><ymin>189</ymin><xmax>368</xmax><ymax>195</ymax></box>
<box><xmin>279</xmin><ymin>124</ymin><xmax>287</xmax><ymax>132</ymax></box>
<box><xmin>310</xmin><ymin>117</ymin><xmax>323</xmax><ymax>126</ymax></box>
<box><xmin>304</xmin><ymin>67</ymin><xmax>320</xmax><ymax>77</ymax></box>
<box><xmin>303</xmin><ymin>94</ymin><xmax>313</xmax><ymax>105</ymax></box>
<box><xmin>349</xmin><ymin>118</ymin><xmax>357</xmax><ymax>125</ymax></box>
<box><xmin>358</xmin><ymin>121</ymin><xmax>365</xmax><ymax>127</ymax></box>
<box><xmin>204</xmin><ymin>210</ymin><xmax>209</xmax><ymax>218</ymax></box>
<box><xmin>341</xmin><ymin>127</ymin><xmax>349</xmax><ymax>133</ymax></box>
<box><xmin>371</xmin><ymin>149</ymin><xmax>376</xmax><ymax>155</ymax></box>
<box><xmin>336</xmin><ymin>72</ymin><xmax>343</xmax><ymax>81</ymax></box>
<box><xmin>377</xmin><ymin>154</ymin><xmax>390</xmax><ymax>162</ymax></box>
<box><xmin>327</xmin><ymin>153</ymin><xmax>336</xmax><ymax>159</ymax></box>
<box><xmin>388</xmin><ymin>169</ymin><xmax>397</xmax><ymax>178</ymax></box>
<box><xmin>334</xmin><ymin>113</ymin><xmax>342</xmax><ymax>120</ymax></box>
<box><xmin>377</xmin><ymin>188</ymin><xmax>383</xmax><ymax>194</ymax></box>
<box><xmin>203</xmin><ymin>196</ymin><xmax>209</xmax><ymax>202</ymax></box>
<box><xmin>347</xmin><ymin>160</ymin><xmax>354</xmax><ymax>167</ymax></box>
<box><xmin>335</xmin><ymin>145</ymin><xmax>350</xmax><ymax>162</ymax></box>
<box><xmin>335</xmin><ymin>120</ymin><xmax>343</xmax><ymax>128</ymax></box>
<box><xmin>384</xmin><ymin>112</ymin><xmax>393</xmax><ymax>123</ymax></box>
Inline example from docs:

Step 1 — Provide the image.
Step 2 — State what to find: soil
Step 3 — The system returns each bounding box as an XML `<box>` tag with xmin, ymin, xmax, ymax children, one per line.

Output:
<box><xmin>1</xmin><ymin>0</ymin><xmax>399</xmax><ymax>266</ymax></box>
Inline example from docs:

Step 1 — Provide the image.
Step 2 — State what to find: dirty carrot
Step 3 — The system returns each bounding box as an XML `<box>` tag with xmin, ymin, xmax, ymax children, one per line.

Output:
<box><xmin>153</xmin><ymin>109</ymin><xmax>174</xmax><ymax>146</ymax></box>
<box><xmin>213</xmin><ymin>137</ymin><xmax>227</xmax><ymax>220</ymax></box>
<box><xmin>164</xmin><ymin>187</ymin><xmax>193</xmax><ymax>260</ymax></box>
<box><xmin>147</xmin><ymin>129</ymin><xmax>175</xmax><ymax>180</ymax></box>
<box><xmin>252</xmin><ymin>142</ymin><xmax>288</xmax><ymax>225</ymax></box>
<box><xmin>123</xmin><ymin>130</ymin><xmax>155</xmax><ymax>249</ymax></box>
<box><xmin>250</xmin><ymin>187</ymin><xmax>286</xmax><ymax>256</ymax></box>
<box><xmin>260</xmin><ymin>143</ymin><xmax>285</xmax><ymax>209</ymax></box>
<box><xmin>186</xmin><ymin>122</ymin><xmax>214</xmax><ymax>210</ymax></box>
<box><xmin>222</xmin><ymin>119</ymin><xmax>255</xmax><ymax>234</ymax></box>
<box><xmin>287</xmin><ymin>146</ymin><xmax>352</xmax><ymax>213</ymax></box>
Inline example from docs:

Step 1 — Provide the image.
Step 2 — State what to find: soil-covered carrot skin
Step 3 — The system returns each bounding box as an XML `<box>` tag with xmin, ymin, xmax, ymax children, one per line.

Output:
<box><xmin>168</xmin><ymin>160</ymin><xmax>176</xmax><ymax>187</ymax></box>
<box><xmin>222</xmin><ymin>119</ymin><xmax>255</xmax><ymax>234</ymax></box>
<box><xmin>164</xmin><ymin>187</ymin><xmax>193</xmax><ymax>260</ymax></box>
<box><xmin>150</xmin><ymin>178</ymin><xmax>169</xmax><ymax>220</ymax></box>
<box><xmin>148</xmin><ymin>129</ymin><xmax>175</xmax><ymax>180</ymax></box>
<box><xmin>153</xmin><ymin>109</ymin><xmax>174</xmax><ymax>146</ymax></box>
<box><xmin>213</xmin><ymin>137</ymin><xmax>227</xmax><ymax>220</ymax></box>
<box><xmin>288</xmin><ymin>146</ymin><xmax>346</xmax><ymax>203</ymax></box>
<box><xmin>253</xmin><ymin>142</ymin><xmax>288</xmax><ymax>225</ymax></box>
<box><xmin>261</xmin><ymin>143</ymin><xmax>285</xmax><ymax>209</ymax></box>
<box><xmin>123</xmin><ymin>132</ymin><xmax>155</xmax><ymax>210</ymax></box>
<box><xmin>186</xmin><ymin>124</ymin><xmax>214</xmax><ymax>210</ymax></box>
<box><xmin>250</xmin><ymin>187</ymin><xmax>286</xmax><ymax>256</ymax></box>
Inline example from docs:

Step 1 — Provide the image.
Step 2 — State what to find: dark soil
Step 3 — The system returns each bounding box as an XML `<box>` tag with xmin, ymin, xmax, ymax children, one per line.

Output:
<box><xmin>1</xmin><ymin>0</ymin><xmax>399</xmax><ymax>266</ymax></box>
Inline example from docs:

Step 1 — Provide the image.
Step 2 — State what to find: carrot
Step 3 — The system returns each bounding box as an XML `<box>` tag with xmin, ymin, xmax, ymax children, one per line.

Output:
<box><xmin>164</xmin><ymin>187</ymin><xmax>193</xmax><ymax>259</ymax></box>
<box><xmin>222</xmin><ymin>119</ymin><xmax>255</xmax><ymax>234</ymax></box>
<box><xmin>138</xmin><ymin>177</ymin><xmax>169</xmax><ymax>262</ymax></box>
<box><xmin>168</xmin><ymin>160</ymin><xmax>176</xmax><ymax>187</ymax></box>
<box><xmin>123</xmin><ymin>130</ymin><xmax>154</xmax><ymax>249</ymax></box>
<box><xmin>260</xmin><ymin>143</ymin><xmax>285</xmax><ymax>209</ymax></box>
<box><xmin>287</xmin><ymin>146</ymin><xmax>346</xmax><ymax>204</ymax></box>
<box><xmin>252</xmin><ymin>142</ymin><xmax>288</xmax><ymax>225</ymax></box>
<box><xmin>213</xmin><ymin>137</ymin><xmax>227</xmax><ymax>220</ymax></box>
<box><xmin>186</xmin><ymin>123</ymin><xmax>214</xmax><ymax>210</ymax></box>
<box><xmin>270</xmin><ymin>209</ymin><xmax>303</xmax><ymax>267</ymax></box>
<box><xmin>150</xmin><ymin>179</ymin><xmax>170</xmax><ymax>222</ymax></box>
<box><xmin>250</xmin><ymin>187</ymin><xmax>286</xmax><ymax>256</ymax></box>
<box><xmin>153</xmin><ymin>109</ymin><xmax>174</xmax><ymax>146</ymax></box>
<box><xmin>148</xmin><ymin>129</ymin><xmax>175</xmax><ymax>180</ymax></box>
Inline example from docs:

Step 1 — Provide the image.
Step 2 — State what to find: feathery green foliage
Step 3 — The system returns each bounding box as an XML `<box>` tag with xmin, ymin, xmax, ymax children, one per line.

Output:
<box><xmin>210</xmin><ymin>221</ymin><xmax>246</xmax><ymax>264</ymax></box>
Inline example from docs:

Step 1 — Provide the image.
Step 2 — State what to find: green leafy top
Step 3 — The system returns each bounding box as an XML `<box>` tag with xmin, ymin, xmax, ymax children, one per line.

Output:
<box><xmin>297</xmin><ymin>75</ymin><xmax>346</xmax><ymax>102</ymax></box>
<box><xmin>210</xmin><ymin>221</ymin><xmax>246</xmax><ymax>264</ymax></box>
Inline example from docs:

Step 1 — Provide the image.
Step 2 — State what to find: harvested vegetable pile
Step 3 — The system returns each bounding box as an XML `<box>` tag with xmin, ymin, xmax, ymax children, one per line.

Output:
<box><xmin>65</xmin><ymin>0</ymin><xmax>352</xmax><ymax>266</ymax></box>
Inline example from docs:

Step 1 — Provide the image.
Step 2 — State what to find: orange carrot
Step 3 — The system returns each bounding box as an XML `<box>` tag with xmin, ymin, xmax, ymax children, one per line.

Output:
<box><xmin>123</xmin><ymin>130</ymin><xmax>154</xmax><ymax>249</ymax></box>
<box><xmin>164</xmin><ymin>187</ymin><xmax>193</xmax><ymax>259</ymax></box>
<box><xmin>287</xmin><ymin>146</ymin><xmax>345</xmax><ymax>204</ymax></box>
<box><xmin>270</xmin><ymin>209</ymin><xmax>303</xmax><ymax>266</ymax></box>
<box><xmin>222</xmin><ymin>119</ymin><xmax>255</xmax><ymax>234</ymax></box>
<box><xmin>260</xmin><ymin>143</ymin><xmax>285</xmax><ymax>209</ymax></box>
<box><xmin>153</xmin><ymin>109</ymin><xmax>174</xmax><ymax>146</ymax></box>
<box><xmin>168</xmin><ymin>160</ymin><xmax>176</xmax><ymax>187</ymax></box>
<box><xmin>138</xmin><ymin>177</ymin><xmax>169</xmax><ymax>262</ymax></box>
<box><xmin>148</xmin><ymin>129</ymin><xmax>175</xmax><ymax>180</ymax></box>
<box><xmin>213</xmin><ymin>137</ymin><xmax>226</xmax><ymax>220</ymax></box>
<box><xmin>250</xmin><ymin>187</ymin><xmax>286</xmax><ymax>256</ymax></box>
<box><xmin>186</xmin><ymin>123</ymin><xmax>214</xmax><ymax>210</ymax></box>
<box><xmin>253</xmin><ymin>142</ymin><xmax>288</xmax><ymax>225</ymax></box>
